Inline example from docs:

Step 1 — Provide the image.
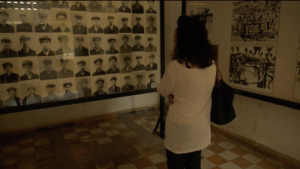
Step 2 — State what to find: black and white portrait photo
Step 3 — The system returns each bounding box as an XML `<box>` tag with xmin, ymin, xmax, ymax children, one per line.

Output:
<box><xmin>70</xmin><ymin>1</ymin><xmax>86</xmax><ymax>11</ymax></box>
<box><xmin>134</xmin><ymin>73</ymin><xmax>146</xmax><ymax>90</ymax></box>
<box><xmin>92</xmin><ymin>57</ymin><xmax>106</xmax><ymax>76</ymax></box>
<box><xmin>107</xmin><ymin>75</ymin><xmax>121</xmax><ymax>94</ymax></box>
<box><xmin>75</xmin><ymin>59</ymin><xmax>90</xmax><ymax>77</ymax></box>
<box><xmin>121</xmin><ymin>75</ymin><xmax>134</xmax><ymax>92</ymax></box>
<box><xmin>147</xmin><ymin>72</ymin><xmax>158</xmax><ymax>89</ymax></box>
<box><xmin>18</xmin><ymin>35</ymin><xmax>36</xmax><ymax>57</ymax></box>
<box><xmin>88</xmin><ymin>16</ymin><xmax>103</xmax><ymax>33</ymax></box>
<box><xmin>22</xmin><ymin>84</ymin><xmax>42</xmax><ymax>105</ymax></box>
<box><xmin>74</xmin><ymin>36</ymin><xmax>89</xmax><ymax>56</ymax></box>
<box><xmin>57</xmin><ymin>58</ymin><xmax>74</xmax><ymax>79</ymax></box>
<box><xmin>17</xmin><ymin>14</ymin><xmax>33</xmax><ymax>32</ymax></box>
<box><xmin>0</xmin><ymin>38</ymin><xmax>17</xmax><ymax>58</ymax></box>
<box><xmin>32</xmin><ymin>1</ymin><xmax>51</xmax><ymax>10</ymax></box>
<box><xmin>104</xmin><ymin>15</ymin><xmax>118</xmax><ymax>34</ymax></box>
<box><xmin>35</xmin><ymin>12</ymin><xmax>53</xmax><ymax>33</ymax></box>
<box><xmin>120</xmin><ymin>35</ymin><xmax>133</xmax><ymax>54</ymax></box>
<box><xmin>53</xmin><ymin>11</ymin><xmax>71</xmax><ymax>33</ymax></box>
<box><xmin>37</xmin><ymin>36</ymin><xmax>55</xmax><ymax>56</ymax></box>
<box><xmin>3</xmin><ymin>85</ymin><xmax>23</xmax><ymax>107</ymax></box>
<box><xmin>145</xmin><ymin>37</ymin><xmax>156</xmax><ymax>52</ymax></box>
<box><xmin>56</xmin><ymin>35</ymin><xmax>74</xmax><ymax>56</ymax></box>
<box><xmin>229</xmin><ymin>46</ymin><xmax>277</xmax><ymax>93</ymax></box>
<box><xmin>0</xmin><ymin>1</ymin><xmax>13</xmax><ymax>9</ymax></box>
<box><xmin>132</xmin><ymin>1</ymin><xmax>144</xmax><ymax>14</ymax></box>
<box><xmin>146</xmin><ymin>53</ymin><xmax>157</xmax><ymax>71</ymax></box>
<box><xmin>60</xmin><ymin>81</ymin><xmax>77</xmax><ymax>100</ymax></box>
<box><xmin>86</xmin><ymin>1</ymin><xmax>102</xmax><ymax>12</ymax></box>
<box><xmin>119</xmin><ymin>16</ymin><xmax>132</xmax><ymax>33</ymax></box>
<box><xmin>89</xmin><ymin>36</ymin><xmax>104</xmax><ymax>55</ymax></box>
<box><xmin>76</xmin><ymin>77</ymin><xmax>92</xmax><ymax>98</ymax></box>
<box><xmin>120</xmin><ymin>55</ymin><xmax>133</xmax><ymax>73</ymax></box>
<box><xmin>118</xmin><ymin>1</ymin><xmax>131</xmax><ymax>13</ymax></box>
<box><xmin>132</xmin><ymin>15</ymin><xmax>144</xmax><ymax>34</ymax></box>
<box><xmin>146</xmin><ymin>15</ymin><xmax>157</xmax><ymax>34</ymax></box>
<box><xmin>0</xmin><ymin>61</ymin><xmax>20</xmax><ymax>84</ymax></box>
<box><xmin>106</xmin><ymin>56</ymin><xmax>120</xmax><ymax>74</ymax></box>
<box><xmin>132</xmin><ymin>35</ymin><xmax>145</xmax><ymax>52</ymax></box>
<box><xmin>231</xmin><ymin>1</ymin><xmax>280</xmax><ymax>43</ymax></box>
<box><xmin>72</xmin><ymin>13</ymin><xmax>88</xmax><ymax>34</ymax></box>
<box><xmin>93</xmin><ymin>77</ymin><xmax>107</xmax><ymax>96</ymax></box>
<box><xmin>19</xmin><ymin>59</ymin><xmax>40</xmax><ymax>81</ymax></box>
<box><xmin>0</xmin><ymin>11</ymin><xmax>15</xmax><ymax>33</ymax></box>
<box><xmin>145</xmin><ymin>0</ymin><xmax>157</xmax><ymax>14</ymax></box>
<box><xmin>39</xmin><ymin>58</ymin><xmax>57</xmax><ymax>80</ymax></box>
<box><xmin>51</xmin><ymin>0</ymin><xmax>69</xmax><ymax>9</ymax></box>
<box><xmin>106</xmin><ymin>38</ymin><xmax>119</xmax><ymax>54</ymax></box>
<box><xmin>103</xmin><ymin>1</ymin><xmax>117</xmax><ymax>13</ymax></box>
<box><xmin>133</xmin><ymin>55</ymin><xmax>146</xmax><ymax>71</ymax></box>
<box><xmin>42</xmin><ymin>82</ymin><xmax>61</xmax><ymax>103</ymax></box>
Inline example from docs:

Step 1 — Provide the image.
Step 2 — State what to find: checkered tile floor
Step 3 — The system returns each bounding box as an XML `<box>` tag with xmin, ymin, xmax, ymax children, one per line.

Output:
<box><xmin>0</xmin><ymin>111</ymin><xmax>293</xmax><ymax>169</ymax></box>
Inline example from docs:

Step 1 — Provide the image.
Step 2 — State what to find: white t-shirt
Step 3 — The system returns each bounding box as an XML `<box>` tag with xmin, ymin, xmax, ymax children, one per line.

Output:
<box><xmin>157</xmin><ymin>60</ymin><xmax>216</xmax><ymax>154</ymax></box>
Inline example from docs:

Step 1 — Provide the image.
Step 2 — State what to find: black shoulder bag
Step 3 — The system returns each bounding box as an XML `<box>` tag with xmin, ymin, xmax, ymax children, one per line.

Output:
<box><xmin>211</xmin><ymin>62</ymin><xmax>236</xmax><ymax>125</ymax></box>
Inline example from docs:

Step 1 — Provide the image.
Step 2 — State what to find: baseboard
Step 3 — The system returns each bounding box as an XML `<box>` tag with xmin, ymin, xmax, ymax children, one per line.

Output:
<box><xmin>0</xmin><ymin>105</ymin><xmax>159</xmax><ymax>139</ymax></box>
<box><xmin>211</xmin><ymin>125</ymin><xmax>300</xmax><ymax>168</ymax></box>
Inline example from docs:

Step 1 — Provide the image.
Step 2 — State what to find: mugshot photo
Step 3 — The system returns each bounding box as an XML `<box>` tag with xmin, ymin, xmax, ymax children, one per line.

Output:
<box><xmin>70</xmin><ymin>1</ymin><xmax>86</xmax><ymax>11</ymax></box>
<box><xmin>51</xmin><ymin>0</ymin><xmax>69</xmax><ymax>9</ymax></box>
<box><xmin>88</xmin><ymin>35</ymin><xmax>105</xmax><ymax>56</ymax></box>
<box><xmin>33</xmin><ymin>11</ymin><xmax>54</xmax><ymax>33</ymax></box>
<box><xmin>75</xmin><ymin>77</ymin><xmax>92</xmax><ymax>98</ymax></box>
<box><xmin>132</xmin><ymin>34</ymin><xmax>146</xmax><ymax>53</ymax></box>
<box><xmin>52</xmin><ymin>34</ymin><xmax>74</xmax><ymax>56</ymax></box>
<box><xmin>38</xmin><ymin>57</ymin><xmax>58</xmax><ymax>80</ymax></box>
<box><xmin>58</xmin><ymin>78</ymin><xmax>77</xmax><ymax>100</ymax></box>
<box><xmin>119</xmin><ymin>34</ymin><xmax>133</xmax><ymax>54</ymax></box>
<box><xmin>17</xmin><ymin>57</ymin><xmax>40</xmax><ymax>81</ymax></box>
<box><xmin>17</xmin><ymin>34</ymin><xmax>38</xmax><ymax>57</ymax></box>
<box><xmin>119</xmin><ymin>54</ymin><xmax>134</xmax><ymax>74</ymax></box>
<box><xmin>21</xmin><ymin>82</ymin><xmax>43</xmax><ymax>106</ymax></box>
<box><xmin>120</xmin><ymin>74</ymin><xmax>134</xmax><ymax>92</ymax></box>
<box><xmin>87</xmin><ymin>13</ymin><xmax>104</xmax><ymax>34</ymax></box>
<box><xmin>105</xmin><ymin>55</ymin><xmax>120</xmax><ymax>74</ymax></box>
<box><xmin>103</xmin><ymin>1</ymin><xmax>118</xmax><ymax>13</ymax></box>
<box><xmin>146</xmin><ymin>72</ymin><xmax>158</xmax><ymax>89</ymax></box>
<box><xmin>40</xmin><ymin>80</ymin><xmax>60</xmax><ymax>103</ymax></box>
<box><xmin>117</xmin><ymin>1</ymin><xmax>132</xmax><ymax>13</ymax></box>
<box><xmin>145</xmin><ymin>53</ymin><xmax>158</xmax><ymax>71</ymax></box>
<box><xmin>105</xmin><ymin>35</ymin><xmax>120</xmax><ymax>54</ymax></box>
<box><xmin>89</xmin><ymin>56</ymin><xmax>106</xmax><ymax>76</ymax></box>
<box><xmin>71</xmin><ymin>12</ymin><xmax>88</xmax><ymax>34</ymax></box>
<box><xmin>3</xmin><ymin>83</ymin><xmax>23</xmax><ymax>107</ymax></box>
<box><xmin>32</xmin><ymin>1</ymin><xmax>51</xmax><ymax>10</ymax></box>
<box><xmin>131</xmin><ymin>1</ymin><xmax>145</xmax><ymax>14</ymax></box>
<box><xmin>73</xmin><ymin>35</ymin><xmax>89</xmax><ymax>56</ymax></box>
<box><xmin>145</xmin><ymin>15</ymin><xmax>157</xmax><ymax>34</ymax></box>
<box><xmin>36</xmin><ymin>34</ymin><xmax>56</xmax><ymax>56</ymax></box>
<box><xmin>0</xmin><ymin>37</ymin><xmax>18</xmax><ymax>58</ymax></box>
<box><xmin>74</xmin><ymin>57</ymin><xmax>91</xmax><ymax>77</ymax></box>
<box><xmin>52</xmin><ymin>10</ymin><xmax>72</xmax><ymax>33</ymax></box>
<box><xmin>0</xmin><ymin>59</ymin><xmax>20</xmax><ymax>84</ymax></box>
<box><xmin>56</xmin><ymin>57</ymin><xmax>75</xmax><ymax>79</ymax></box>
<box><xmin>91</xmin><ymin>76</ymin><xmax>108</xmax><ymax>96</ymax></box>
<box><xmin>132</xmin><ymin>14</ymin><xmax>145</xmax><ymax>34</ymax></box>
<box><xmin>118</xmin><ymin>14</ymin><xmax>133</xmax><ymax>34</ymax></box>
<box><xmin>145</xmin><ymin>36</ymin><xmax>158</xmax><ymax>52</ymax></box>
<box><xmin>132</xmin><ymin>53</ymin><xmax>146</xmax><ymax>71</ymax></box>
<box><xmin>86</xmin><ymin>1</ymin><xmax>103</xmax><ymax>12</ymax></box>
<box><xmin>133</xmin><ymin>72</ymin><xmax>147</xmax><ymax>90</ymax></box>
<box><xmin>13</xmin><ymin>11</ymin><xmax>34</xmax><ymax>33</ymax></box>
<box><xmin>0</xmin><ymin>11</ymin><xmax>15</xmax><ymax>33</ymax></box>
<box><xmin>103</xmin><ymin>14</ymin><xmax>118</xmax><ymax>34</ymax></box>
<box><xmin>145</xmin><ymin>0</ymin><xmax>158</xmax><ymax>14</ymax></box>
<box><xmin>106</xmin><ymin>74</ymin><xmax>121</xmax><ymax>94</ymax></box>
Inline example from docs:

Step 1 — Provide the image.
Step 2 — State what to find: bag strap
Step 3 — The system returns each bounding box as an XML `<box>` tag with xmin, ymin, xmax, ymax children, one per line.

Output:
<box><xmin>214</xmin><ymin>60</ymin><xmax>223</xmax><ymax>88</ymax></box>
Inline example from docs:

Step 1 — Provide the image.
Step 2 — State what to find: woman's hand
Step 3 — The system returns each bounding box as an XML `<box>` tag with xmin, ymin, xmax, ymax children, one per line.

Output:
<box><xmin>168</xmin><ymin>95</ymin><xmax>174</xmax><ymax>104</ymax></box>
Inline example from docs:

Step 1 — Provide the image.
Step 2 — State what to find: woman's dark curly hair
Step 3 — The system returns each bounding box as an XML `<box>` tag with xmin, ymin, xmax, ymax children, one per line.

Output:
<box><xmin>174</xmin><ymin>15</ymin><xmax>216</xmax><ymax>69</ymax></box>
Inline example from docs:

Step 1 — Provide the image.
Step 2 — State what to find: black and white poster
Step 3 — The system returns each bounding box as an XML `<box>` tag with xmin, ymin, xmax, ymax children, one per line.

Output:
<box><xmin>229</xmin><ymin>46</ymin><xmax>277</xmax><ymax>93</ymax></box>
<box><xmin>231</xmin><ymin>1</ymin><xmax>281</xmax><ymax>43</ymax></box>
<box><xmin>294</xmin><ymin>48</ymin><xmax>300</xmax><ymax>100</ymax></box>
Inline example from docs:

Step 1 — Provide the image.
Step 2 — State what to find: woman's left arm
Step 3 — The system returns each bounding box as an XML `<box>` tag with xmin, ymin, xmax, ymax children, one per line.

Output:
<box><xmin>157</xmin><ymin>69</ymin><xmax>175</xmax><ymax>97</ymax></box>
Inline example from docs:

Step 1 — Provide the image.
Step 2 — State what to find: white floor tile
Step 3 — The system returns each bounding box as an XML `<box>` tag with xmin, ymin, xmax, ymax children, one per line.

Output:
<box><xmin>114</xmin><ymin>124</ymin><xmax>127</xmax><ymax>129</ymax></box>
<box><xmin>74</xmin><ymin>126</ymin><xmax>88</xmax><ymax>132</ymax></box>
<box><xmin>135</xmin><ymin>119</ymin><xmax>147</xmax><ymax>125</ymax></box>
<box><xmin>98</xmin><ymin>122</ymin><xmax>111</xmax><ymax>128</ymax></box>
<box><xmin>34</xmin><ymin>139</ymin><xmax>50</xmax><ymax>147</ymax></box>
<box><xmin>19</xmin><ymin>137</ymin><xmax>34</xmax><ymax>144</ymax></box>
<box><xmin>245</xmin><ymin>165</ymin><xmax>264</xmax><ymax>169</ymax></box>
<box><xmin>242</xmin><ymin>154</ymin><xmax>263</xmax><ymax>163</ymax></box>
<box><xmin>63</xmin><ymin>133</ymin><xmax>78</xmax><ymax>140</ymax></box>
<box><xmin>143</xmin><ymin>166</ymin><xmax>158</xmax><ymax>169</ymax></box>
<box><xmin>219</xmin><ymin>161</ymin><xmax>242</xmax><ymax>169</ymax></box>
<box><xmin>201</xmin><ymin>148</ymin><xmax>216</xmax><ymax>158</ymax></box>
<box><xmin>219</xmin><ymin>141</ymin><xmax>237</xmax><ymax>150</ymax></box>
<box><xmin>219</xmin><ymin>150</ymin><xmax>239</xmax><ymax>160</ymax></box>
<box><xmin>118</xmin><ymin>163</ymin><xmax>138</xmax><ymax>169</ymax></box>
<box><xmin>147</xmin><ymin>153</ymin><xmax>167</xmax><ymax>164</ymax></box>
<box><xmin>106</xmin><ymin>130</ymin><xmax>120</xmax><ymax>136</ymax></box>
<box><xmin>3</xmin><ymin>145</ymin><xmax>19</xmax><ymax>153</ymax></box>
<box><xmin>201</xmin><ymin>158</ymin><xmax>217</xmax><ymax>169</ymax></box>
<box><xmin>90</xmin><ymin>128</ymin><xmax>104</xmax><ymax>134</ymax></box>
<box><xmin>97</xmin><ymin>137</ymin><xmax>112</xmax><ymax>145</ymax></box>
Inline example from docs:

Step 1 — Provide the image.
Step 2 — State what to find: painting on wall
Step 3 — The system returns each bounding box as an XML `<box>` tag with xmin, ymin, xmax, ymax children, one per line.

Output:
<box><xmin>231</xmin><ymin>1</ymin><xmax>281</xmax><ymax>43</ymax></box>
<box><xmin>294</xmin><ymin>48</ymin><xmax>300</xmax><ymax>100</ymax></box>
<box><xmin>229</xmin><ymin>46</ymin><xmax>277</xmax><ymax>93</ymax></box>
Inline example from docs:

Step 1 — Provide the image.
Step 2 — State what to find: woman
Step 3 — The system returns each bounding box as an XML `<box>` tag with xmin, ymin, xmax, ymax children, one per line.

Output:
<box><xmin>157</xmin><ymin>15</ymin><xmax>216</xmax><ymax>169</ymax></box>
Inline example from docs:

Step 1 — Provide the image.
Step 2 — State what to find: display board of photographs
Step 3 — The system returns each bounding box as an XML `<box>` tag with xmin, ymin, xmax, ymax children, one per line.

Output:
<box><xmin>294</xmin><ymin>48</ymin><xmax>300</xmax><ymax>100</ymax></box>
<box><xmin>0</xmin><ymin>1</ymin><xmax>161</xmax><ymax>109</ymax></box>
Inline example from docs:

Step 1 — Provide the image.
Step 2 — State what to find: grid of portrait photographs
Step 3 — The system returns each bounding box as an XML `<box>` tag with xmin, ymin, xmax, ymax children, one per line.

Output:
<box><xmin>0</xmin><ymin>1</ymin><xmax>161</xmax><ymax>109</ymax></box>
